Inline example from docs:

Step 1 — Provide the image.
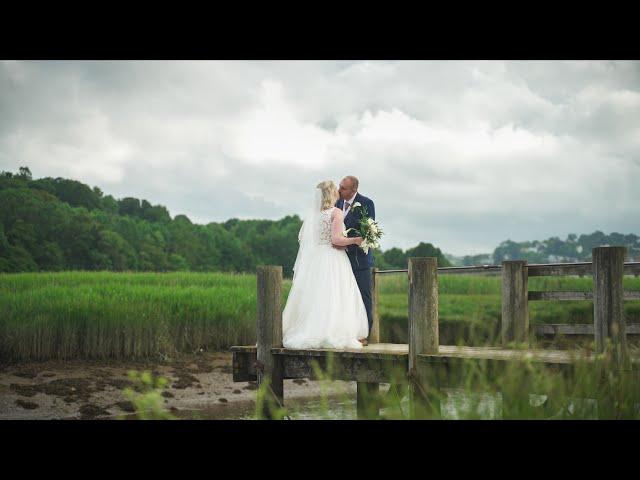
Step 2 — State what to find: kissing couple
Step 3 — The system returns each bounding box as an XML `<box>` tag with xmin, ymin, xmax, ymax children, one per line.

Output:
<box><xmin>282</xmin><ymin>175</ymin><xmax>376</xmax><ymax>349</ymax></box>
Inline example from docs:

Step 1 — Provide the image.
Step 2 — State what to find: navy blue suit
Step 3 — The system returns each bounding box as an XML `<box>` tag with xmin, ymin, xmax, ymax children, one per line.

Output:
<box><xmin>335</xmin><ymin>192</ymin><xmax>375</xmax><ymax>337</ymax></box>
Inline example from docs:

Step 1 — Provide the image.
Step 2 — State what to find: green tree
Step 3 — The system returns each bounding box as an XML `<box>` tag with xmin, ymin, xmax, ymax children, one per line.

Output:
<box><xmin>168</xmin><ymin>253</ymin><xmax>189</xmax><ymax>271</ymax></box>
<box><xmin>101</xmin><ymin>195</ymin><xmax>119</xmax><ymax>214</ymax></box>
<box><xmin>142</xmin><ymin>202</ymin><xmax>171</xmax><ymax>223</ymax></box>
<box><xmin>405</xmin><ymin>242</ymin><xmax>451</xmax><ymax>267</ymax></box>
<box><xmin>372</xmin><ymin>248</ymin><xmax>392</xmax><ymax>270</ymax></box>
<box><xmin>119</xmin><ymin>197</ymin><xmax>143</xmax><ymax>218</ymax></box>
<box><xmin>18</xmin><ymin>166</ymin><xmax>32</xmax><ymax>180</ymax></box>
<box><xmin>96</xmin><ymin>230</ymin><xmax>137</xmax><ymax>271</ymax></box>
<box><xmin>1</xmin><ymin>244</ymin><xmax>38</xmax><ymax>272</ymax></box>
<box><xmin>33</xmin><ymin>241</ymin><xmax>65</xmax><ymax>271</ymax></box>
<box><xmin>383</xmin><ymin>247</ymin><xmax>407</xmax><ymax>269</ymax></box>
<box><xmin>493</xmin><ymin>240</ymin><xmax>522</xmax><ymax>263</ymax></box>
<box><xmin>49</xmin><ymin>178</ymin><xmax>102</xmax><ymax>211</ymax></box>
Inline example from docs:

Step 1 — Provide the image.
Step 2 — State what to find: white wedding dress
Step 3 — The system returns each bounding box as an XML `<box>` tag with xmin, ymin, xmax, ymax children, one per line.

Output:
<box><xmin>282</xmin><ymin>203</ymin><xmax>369</xmax><ymax>350</ymax></box>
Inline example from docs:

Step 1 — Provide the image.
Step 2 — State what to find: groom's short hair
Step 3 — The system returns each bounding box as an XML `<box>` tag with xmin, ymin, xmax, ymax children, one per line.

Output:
<box><xmin>345</xmin><ymin>175</ymin><xmax>359</xmax><ymax>190</ymax></box>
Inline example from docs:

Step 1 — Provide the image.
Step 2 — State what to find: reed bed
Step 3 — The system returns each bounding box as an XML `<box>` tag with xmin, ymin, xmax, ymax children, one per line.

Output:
<box><xmin>1</xmin><ymin>271</ymin><xmax>639</xmax><ymax>361</ymax></box>
<box><xmin>0</xmin><ymin>272</ymin><xmax>290</xmax><ymax>361</ymax></box>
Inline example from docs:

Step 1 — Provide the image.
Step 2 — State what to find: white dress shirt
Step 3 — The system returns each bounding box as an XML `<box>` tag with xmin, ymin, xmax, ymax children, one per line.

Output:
<box><xmin>342</xmin><ymin>192</ymin><xmax>357</xmax><ymax>215</ymax></box>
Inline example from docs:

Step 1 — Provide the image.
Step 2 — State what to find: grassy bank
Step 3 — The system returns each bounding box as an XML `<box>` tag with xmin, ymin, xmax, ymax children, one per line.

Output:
<box><xmin>1</xmin><ymin>271</ymin><xmax>639</xmax><ymax>361</ymax></box>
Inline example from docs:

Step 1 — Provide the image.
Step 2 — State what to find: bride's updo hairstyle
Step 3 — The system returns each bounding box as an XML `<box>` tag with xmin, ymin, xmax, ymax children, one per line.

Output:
<box><xmin>316</xmin><ymin>180</ymin><xmax>339</xmax><ymax>211</ymax></box>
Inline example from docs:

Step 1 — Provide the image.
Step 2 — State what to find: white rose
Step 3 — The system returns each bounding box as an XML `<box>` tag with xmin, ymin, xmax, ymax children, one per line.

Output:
<box><xmin>352</xmin><ymin>202</ymin><xmax>362</xmax><ymax>208</ymax></box>
<box><xmin>367</xmin><ymin>218</ymin><xmax>374</xmax><ymax>225</ymax></box>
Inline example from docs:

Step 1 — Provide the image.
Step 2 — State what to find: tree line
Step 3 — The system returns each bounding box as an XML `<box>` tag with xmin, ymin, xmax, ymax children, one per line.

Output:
<box><xmin>472</xmin><ymin>232</ymin><xmax>640</xmax><ymax>265</ymax></box>
<box><xmin>0</xmin><ymin>167</ymin><xmax>451</xmax><ymax>275</ymax></box>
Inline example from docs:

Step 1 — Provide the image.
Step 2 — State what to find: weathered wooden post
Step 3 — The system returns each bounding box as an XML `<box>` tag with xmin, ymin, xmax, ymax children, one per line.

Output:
<box><xmin>256</xmin><ymin>265</ymin><xmax>284</xmax><ymax>419</ymax></box>
<box><xmin>408</xmin><ymin>257</ymin><xmax>439</xmax><ymax>418</ymax></box>
<box><xmin>500</xmin><ymin>260</ymin><xmax>529</xmax><ymax>418</ymax></box>
<box><xmin>501</xmin><ymin>260</ymin><xmax>529</xmax><ymax>346</ymax></box>
<box><xmin>370</xmin><ymin>267</ymin><xmax>380</xmax><ymax>344</ymax></box>
<box><xmin>593</xmin><ymin>246</ymin><xmax>627</xmax><ymax>362</ymax></box>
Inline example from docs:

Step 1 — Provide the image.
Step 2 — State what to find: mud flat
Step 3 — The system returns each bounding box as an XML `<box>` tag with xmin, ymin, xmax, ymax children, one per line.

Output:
<box><xmin>0</xmin><ymin>351</ymin><xmax>366</xmax><ymax>420</ymax></box>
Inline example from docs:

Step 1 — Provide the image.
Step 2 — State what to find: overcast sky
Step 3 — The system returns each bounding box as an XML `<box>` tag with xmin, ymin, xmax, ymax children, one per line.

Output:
<box><xmin>1</xmin><ymin>60</ymin><xmax>639</xmax><ymax>255</ymax></box>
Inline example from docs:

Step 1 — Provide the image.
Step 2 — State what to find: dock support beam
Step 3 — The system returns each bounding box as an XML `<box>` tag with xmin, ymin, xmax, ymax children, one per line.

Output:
<box><xmin>256</xmin><ymin>265</ymin><xmax>284</xmax><ymax>419</ymax></box>
<box><xmin>408</xmin><ymin>257</ymin><xmax>440</xmax><ymax>418</ymax></box>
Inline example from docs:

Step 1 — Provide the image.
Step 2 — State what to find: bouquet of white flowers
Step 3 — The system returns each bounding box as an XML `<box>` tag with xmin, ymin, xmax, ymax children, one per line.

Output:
<box><xmin>343</xmin><ymin>202</ymin><xmax>383</xmax><ymax>254</ymax></box>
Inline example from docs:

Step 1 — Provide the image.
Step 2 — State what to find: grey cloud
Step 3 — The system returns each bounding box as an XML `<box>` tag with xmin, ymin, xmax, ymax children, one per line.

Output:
<box><xmin>1</xmin><ymin>60</ymin><xmax>639</xmax><ymax>256</ymax></box>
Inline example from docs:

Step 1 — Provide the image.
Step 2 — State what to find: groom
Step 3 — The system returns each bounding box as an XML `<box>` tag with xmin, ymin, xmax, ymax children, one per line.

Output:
<box><xmin>335</xmin><ymin>175</ymin><xmax>375</xmax><ymax>346</ymax></box>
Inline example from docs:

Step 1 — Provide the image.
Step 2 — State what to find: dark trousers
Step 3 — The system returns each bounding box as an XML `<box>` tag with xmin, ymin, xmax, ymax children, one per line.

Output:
<box><xmin>353</xmin><ymin>267</ymin><xmax>373</xmax><ymax>337</ymax></box>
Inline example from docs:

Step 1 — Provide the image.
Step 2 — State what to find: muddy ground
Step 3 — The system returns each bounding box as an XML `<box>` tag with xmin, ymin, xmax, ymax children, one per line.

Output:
<box><xmin>0</xmin><ymin>351</ymin><xmax>367</xmax><ymax>420</ymax></box>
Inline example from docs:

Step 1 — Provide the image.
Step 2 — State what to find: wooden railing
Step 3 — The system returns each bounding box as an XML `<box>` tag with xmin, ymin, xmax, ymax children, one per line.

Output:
<box><xmin>371</xmin><ymin>247</ymin><xmax>640</xmax><ymax>348</ymax></box>
<box><xmin>240</xmin><ymin>246</ymin><xmax>639</xmax><ymax>418</ymax></box>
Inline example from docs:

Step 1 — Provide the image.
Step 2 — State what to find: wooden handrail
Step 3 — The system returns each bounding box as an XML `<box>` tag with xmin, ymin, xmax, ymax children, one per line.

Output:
<box><xmin>372</xmin><ymin>251</ymin><xmax>640</xmax><ymax>351</ymax></box>
<box><xmin>373</xmin><ymin>261</ymin><xmax>640</xmax><ymax>276</ymax></box>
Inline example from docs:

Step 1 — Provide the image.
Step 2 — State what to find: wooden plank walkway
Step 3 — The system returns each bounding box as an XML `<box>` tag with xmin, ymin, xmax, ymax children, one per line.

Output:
<box><xmin>231</xmin><ymin>342</ymin><xmax>639</xmax><ymax>384</ymax></box>
<box><xmin>233</xmin><ymin>343</ymin><xmax>578</xmax><ymax>361</ymax></box>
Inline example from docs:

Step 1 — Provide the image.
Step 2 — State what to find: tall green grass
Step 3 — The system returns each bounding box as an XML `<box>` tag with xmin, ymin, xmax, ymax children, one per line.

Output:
<box><xmin>0</xmin><ymin>272</ymin><xmax>289</xmax><ymax>361</ymax></box>
<box><xmin>1</xmin><ymin>271</ymin><xmax>639</xmax><ymax>361</ymax></box>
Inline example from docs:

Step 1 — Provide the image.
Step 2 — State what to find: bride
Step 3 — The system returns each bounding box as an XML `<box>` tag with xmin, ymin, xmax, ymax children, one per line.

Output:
<box><xmin>282</xmin><ymin>180</ymin><xmax>369</xmax><ymax>349</ymax></box>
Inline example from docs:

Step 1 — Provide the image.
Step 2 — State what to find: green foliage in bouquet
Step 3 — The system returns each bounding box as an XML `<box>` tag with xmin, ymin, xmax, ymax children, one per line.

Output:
<box><xmin>344</xmin><ymin>203</ymin><xmax>383</xmax><ymax>254</ymax></box>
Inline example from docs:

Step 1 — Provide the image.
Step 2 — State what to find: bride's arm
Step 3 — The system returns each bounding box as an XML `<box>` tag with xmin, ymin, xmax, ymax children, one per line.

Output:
<box><xmin>331</xmin><ymin>208</ymin><xmax>362</xmax><ymax>247</ymax></box>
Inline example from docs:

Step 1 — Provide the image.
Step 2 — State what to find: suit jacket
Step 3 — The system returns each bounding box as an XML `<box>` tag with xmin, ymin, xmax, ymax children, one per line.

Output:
<box><xmin>335</xmin><ymin>192</ymin><xmax>375</xmax><ymax>270</ymax></box>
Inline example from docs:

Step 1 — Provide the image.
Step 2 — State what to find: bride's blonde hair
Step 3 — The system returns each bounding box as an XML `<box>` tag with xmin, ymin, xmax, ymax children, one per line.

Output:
<box><xmin>316</xmin><ymin>180</ymin><xmax>339</xmax><ymax>211</ymax></box>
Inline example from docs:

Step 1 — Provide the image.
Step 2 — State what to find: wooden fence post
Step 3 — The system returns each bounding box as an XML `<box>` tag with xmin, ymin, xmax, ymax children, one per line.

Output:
<box><xmin>501</xmin><ymin>260</ymin><xmax>529</xmax><ymax>347</ymax></box>
<box><xmin>370</xmin><ymin>267</ymin><xmax>380</xmax><ymax>344</ymax></box>
<box><xmin>256</xmin><ymin>265</ymin><xmax>284</xmax><ymax>419</ymax></box>
<box><xmin>593</xmin><ymin>246</ymin><xmax>627</xmax><ymax>362</ymax></box>
<box><xmin>408</xmin><ymin>257</ymin><xmax>439</xmax><ymax>418</ymax></box>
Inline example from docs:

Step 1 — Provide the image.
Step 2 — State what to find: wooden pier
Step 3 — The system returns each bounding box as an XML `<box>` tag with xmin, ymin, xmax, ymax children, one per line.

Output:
<box><xmin>231</xmin><ymin>246</ymin><xmax>640</xmax><ymax>419</ymax></box>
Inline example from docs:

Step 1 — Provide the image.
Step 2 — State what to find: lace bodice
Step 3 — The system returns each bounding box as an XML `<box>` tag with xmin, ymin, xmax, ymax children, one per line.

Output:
<box><xmin>319</xmin><ymin>208</ymin><xmax>335</xmax><ymax>245</ymax></box>
<box><xmin>297</xmin><ymin>207</ymin><xmax>343</xmax><ymax>246</ymax></box>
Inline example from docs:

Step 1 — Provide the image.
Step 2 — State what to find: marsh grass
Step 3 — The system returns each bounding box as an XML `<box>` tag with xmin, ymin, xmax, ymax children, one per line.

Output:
<box><xmin>0</xmin><ymin>271</ymin><xmax>290</xmax><ymax>361</ymax></box>
<box><xmin>1</xmin><ymin>271</ymin><xmax>639</xmax><ymax>361</ymax></box>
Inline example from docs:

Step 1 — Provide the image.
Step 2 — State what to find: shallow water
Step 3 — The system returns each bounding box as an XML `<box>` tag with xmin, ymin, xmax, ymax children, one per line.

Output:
<box><xmin>190</xmin><ymin>390</ymin><xmax>608</xmax><ymax>420</ymax></box>
<box><xmin>170</xmin><ymin>395</ymin><xmax>360</xmax><ymax>420</ymax></box>
<box><xmin>171</xmin><ymin>389</ymin><xmax>512</xmax><ymax>420</ymax></box>
<box><xmin>116</xmin><ymin>388</ymin><xmax>614</xmax><ymax>420</ymax></box>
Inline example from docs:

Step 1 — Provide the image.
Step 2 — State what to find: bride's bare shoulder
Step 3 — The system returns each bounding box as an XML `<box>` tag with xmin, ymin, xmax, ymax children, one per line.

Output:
<box><xmin>331</xmin><ymin>207</ymin><xmax>343</xmax><ymax>218</ymax></box>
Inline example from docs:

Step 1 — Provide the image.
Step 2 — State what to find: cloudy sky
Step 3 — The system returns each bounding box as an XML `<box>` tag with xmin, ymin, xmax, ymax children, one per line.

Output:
<box><xmin>1</xmin><ymin>60</ymin><xmax>639</xmax><ymax>256</ymax></box>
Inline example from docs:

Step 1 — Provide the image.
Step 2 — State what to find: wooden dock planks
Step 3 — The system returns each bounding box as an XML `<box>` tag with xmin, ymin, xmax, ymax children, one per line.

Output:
<box><xmin>231</xmin><ymin>342</ymin><xmax>638</xmax><ymax>384</ymax></box>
